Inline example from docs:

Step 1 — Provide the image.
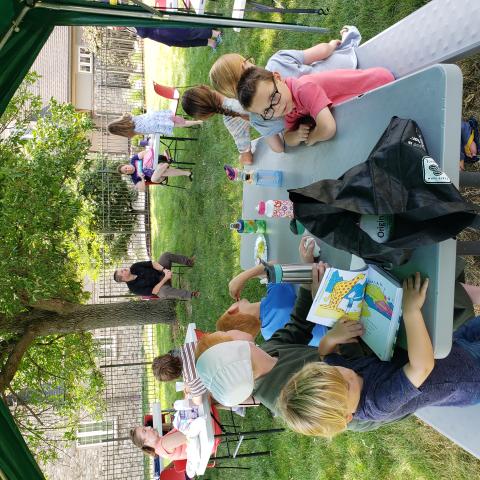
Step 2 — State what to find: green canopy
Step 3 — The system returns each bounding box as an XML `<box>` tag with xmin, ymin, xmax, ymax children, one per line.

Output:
<box><xmin>0</xmin><ymin>0</ymin><xmax>328</xmax><ymax>115</ymax></box>
<box><xmin>0</xmin><ymin>400</ymin><xmax>45</xmax><ymax>479</ymax></box>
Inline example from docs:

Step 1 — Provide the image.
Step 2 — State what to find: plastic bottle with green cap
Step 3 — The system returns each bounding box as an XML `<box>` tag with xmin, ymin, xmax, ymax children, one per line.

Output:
<box><xmin>230</xmin><ymin>219</ymin><xmax>266</xmax><ymax>234</ymax></box>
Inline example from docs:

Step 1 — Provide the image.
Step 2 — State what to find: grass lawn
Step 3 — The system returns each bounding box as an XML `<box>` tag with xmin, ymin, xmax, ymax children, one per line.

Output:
<box><xmin>143</xmin><ymin>1</ymin><xmax>480</xmax><ymax>478</ymax></box>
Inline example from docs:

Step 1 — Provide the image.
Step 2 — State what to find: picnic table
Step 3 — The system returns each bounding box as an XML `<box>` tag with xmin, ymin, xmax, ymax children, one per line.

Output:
<box><xmin>240</xmin><ymin>64</ymin><xmax>462</xmax><ymax>359</ymax></box>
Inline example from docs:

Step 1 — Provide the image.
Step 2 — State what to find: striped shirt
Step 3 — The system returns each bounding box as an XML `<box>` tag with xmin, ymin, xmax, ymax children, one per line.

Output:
<box><xmin>222</xmin><ymin>98</ymin><xmax>251</xmax><ymax>153</ymax></box>
<box><xmin>179</xmin><ymin>342</ymin><xmax>207</xmax><ymax>397</ymax></box>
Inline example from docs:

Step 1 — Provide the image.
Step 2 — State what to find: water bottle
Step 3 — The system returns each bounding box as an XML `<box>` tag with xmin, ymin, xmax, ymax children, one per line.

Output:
<box><xmin>224</xmin><ymin>165</ymin><xmax>283</xmax><ymax>187</ymax></box>
<box><xmin>359</xmin><ymin>214</ymin><xmax>394</xmax><ymax>243</ymax></box>
<box><xmin>262</xmin><ymin>261</ymin><xmax>316</xmax><ymax>284</ymax></box>
<box><xmin>230</xmin><ymin>219</ymin><xmax>266</xmax><ymax>234</ymax></box>
<box><xmin>224</xmin><ymin>165</ymin><xmax>253</xmax><ymax>183</ymax></box>
<box><xmin>256</xmin><ymin>200</ymin><xmax>294</xmax><ymax>218</ymax></box>
<box><xmin>253</xmin><ymin>170</ymin><xmax>283</xmax><ymax>187</ymax></box>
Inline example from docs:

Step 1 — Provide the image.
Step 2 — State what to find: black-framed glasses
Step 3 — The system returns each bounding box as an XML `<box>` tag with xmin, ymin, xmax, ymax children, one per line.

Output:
<box><xmin>261</xmin><ymin>78</ymin><xmax>281</xmax><ymax>120</ymax></box>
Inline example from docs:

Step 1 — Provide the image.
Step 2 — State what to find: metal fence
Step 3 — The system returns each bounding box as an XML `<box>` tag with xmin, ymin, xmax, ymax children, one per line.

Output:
<box><xmin>82</xmin><ymin>27</ymin><xmax>160</xmax><ymax>480</ymax></box>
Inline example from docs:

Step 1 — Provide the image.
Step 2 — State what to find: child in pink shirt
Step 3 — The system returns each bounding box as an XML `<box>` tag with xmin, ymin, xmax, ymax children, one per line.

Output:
<box><xmin>237</xmin><ymin>67</ymin><xmax>394</xmax><ymax>147</ymax></box>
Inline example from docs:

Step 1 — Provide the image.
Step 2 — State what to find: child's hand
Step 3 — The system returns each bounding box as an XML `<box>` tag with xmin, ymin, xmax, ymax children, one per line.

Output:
<box><xmin>285</xmin><ymin>125</ymin><xmax>310</xmax><ymax>146</ymax></box>
<box><xmin>402</xmin><ymin>272</ymin><xmax>429</xmax><ymax>314</ymax></box>
<box><xmin>299</xmin><ymin>237</ymin><xmax>315</xmax><ymax>263</ymax></box>
<box><xmin>329</xmin><ymin>39</ymin><xmax>341</xmax><ymax>49</ymax></box>
<box><xmin>328</xmin><ymin>317</ymin><xmax>365</xmax><ymax>344</ymax></box>
<box><xmin>228</xmin><ymin>276</ymin><xmax>245</xmax><ymax>300</ymax></box>
<box><xmin>163</xmin><ymin>269</ymin><xmax>172</xmax><ymax>281</ymax></box>
<box><xmin>311</xmin><ymin>262</ymin><xmax>329</xmax><ymax>298</ymax></box>
<box><xmin>239</xmin><ymin>151</ymin><xmax>253</xmax><ymax>165</ymax></box>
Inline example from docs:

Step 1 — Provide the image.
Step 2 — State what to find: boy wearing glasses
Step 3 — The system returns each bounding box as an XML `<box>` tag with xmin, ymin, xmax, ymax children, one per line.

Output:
<box><xmin>237</xmin><ymin>66</ymin><xmax>394</xmax><ymax>147</ymax></box>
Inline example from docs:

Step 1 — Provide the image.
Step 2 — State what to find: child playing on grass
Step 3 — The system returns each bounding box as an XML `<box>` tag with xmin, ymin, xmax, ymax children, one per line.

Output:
<box><xmin>237</xmin><ymin>66</ymin><xmax>394</xmax><ymax>147</ymax></box>
<box><xmin>107</xmin><ymin>110</ymin><xmax>202</xmax><ymax>138</ymax></box>
<box><xmin>209</xmin><ymin>26</ymin><xmax>361</xmax><ymax>152</ymax></box>
<box><xmin>278</xmin><ymin>272</ymin><xmax>480</xmax><ymax>438</ymax></box>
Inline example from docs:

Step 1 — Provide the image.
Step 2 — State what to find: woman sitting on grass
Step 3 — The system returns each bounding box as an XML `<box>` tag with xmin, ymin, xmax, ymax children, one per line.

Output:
<box><xmin>278</xmin><ymin>273</ymin><xmax>480</xmax><ymax>438</ymax></box>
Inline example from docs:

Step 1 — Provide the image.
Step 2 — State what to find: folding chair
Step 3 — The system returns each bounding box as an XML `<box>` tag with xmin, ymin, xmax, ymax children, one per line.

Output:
<box><xmin>209</xmin><ymin>405</ymin><xmax>284</xmax><ymax>462</ymax></box>
<box><xmin>162</xmin><ymin>147</ymin><xmax>195</xmax><ymax>168</ymax></box>
<box><xmin>145</xmin><ymin>179</ymin><xmax>187</xmax><ymax>190</ymax></box>
<box><xmin>160</xmin><ymin>464</ymin><xmax>187</xmax><ymax>480</ymax></box>
<box><xmin>152</xmin><ymin>81</ymin><xmax>200</xmax><ymax>152</ymax></box>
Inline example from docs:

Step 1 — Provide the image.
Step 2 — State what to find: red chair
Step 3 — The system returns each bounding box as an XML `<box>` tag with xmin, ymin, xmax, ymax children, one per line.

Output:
<box><xmin>160</xmin><ymin>464</ymin><xmax>186</xmax><ymax>480</ymax></box>
<box><xmin>153</xmin><ymin>82</ymin><xmax>180</xmax><ymax>101</ymax></box>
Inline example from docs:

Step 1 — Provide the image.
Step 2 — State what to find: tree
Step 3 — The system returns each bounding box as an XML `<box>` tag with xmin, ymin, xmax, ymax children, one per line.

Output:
<box><xmin>80</xmin><ymin>154</ymin><xmax>140</xmax><ymax>261</ymax></box>
<box><xmin>0</xmin><ymin>74</ymin><xmax>177</xmax><ymax>463</ymax></box>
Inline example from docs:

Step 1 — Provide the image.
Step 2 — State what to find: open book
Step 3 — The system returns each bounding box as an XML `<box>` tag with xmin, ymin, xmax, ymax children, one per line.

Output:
<box><xmin>307</xmin><ymin>265</ymin><xmax>403</xmax><ymax>361</ymax></box>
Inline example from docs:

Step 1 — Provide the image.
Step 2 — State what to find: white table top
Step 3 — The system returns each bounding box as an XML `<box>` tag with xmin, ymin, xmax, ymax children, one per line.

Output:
<box><xmin>184</xmin><ymin>323</ymin><xmax>214</xmax><ymax>475</ymax></box>
<box><xmin>240</xmin><ymin>64</ymin><xmax>462</xmax><ymax>358</ymax></box>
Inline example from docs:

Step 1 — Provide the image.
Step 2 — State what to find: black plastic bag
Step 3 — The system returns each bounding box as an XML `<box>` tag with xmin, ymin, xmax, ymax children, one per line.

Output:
<box><xmin>289</xmin><ymin>117</ymin><xmax>478</xmax><ymax>267</ymax></box>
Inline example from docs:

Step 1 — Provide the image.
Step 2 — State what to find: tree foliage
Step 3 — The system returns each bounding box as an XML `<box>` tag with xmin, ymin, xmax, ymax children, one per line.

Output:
<box><xmin>80</xmin><ymin>154</ymin><xmax>138</xmax><ymax>261</ymax></box>
<box><xmin>0</xmin><ymin>84</ymin><xmax>102</xmax><ymax>316</ymax></box>
<box><xmin>7</xmin><ymin>332</ymin><xmax>105</xmax><ymax>465</ymax></box>
<box><xmin>0</xmin><ymin>74</ymin><xmax>107</xmax><ymax>463</ymax></box>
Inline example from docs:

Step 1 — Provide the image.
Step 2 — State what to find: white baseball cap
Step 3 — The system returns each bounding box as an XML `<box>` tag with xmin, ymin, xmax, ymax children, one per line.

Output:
<box><xmin>196</xmin><ymin>340</ymin><xmax>254</xmax><ymax>407</ymax></box>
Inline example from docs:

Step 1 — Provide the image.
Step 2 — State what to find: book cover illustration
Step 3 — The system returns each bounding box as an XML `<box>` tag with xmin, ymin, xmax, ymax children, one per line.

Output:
<box><xmin>313</xmin><ymin>269</ymin><xmax>367</xmax><ymax>323</ymax></box>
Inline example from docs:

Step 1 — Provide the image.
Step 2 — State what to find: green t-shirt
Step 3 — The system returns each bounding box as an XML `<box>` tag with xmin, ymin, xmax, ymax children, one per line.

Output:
<box><xmin>253</xmin><ymin>286</ymin><xmax>401</xmax><ymax>432</ymax></box>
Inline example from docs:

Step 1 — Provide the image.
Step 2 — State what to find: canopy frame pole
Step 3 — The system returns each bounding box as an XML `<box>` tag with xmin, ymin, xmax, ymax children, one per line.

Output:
<box><xmin>0</xmin><ymin>6</ymin><xmax>31</xmax><ymax>51</ymax></box>
<box><xmin>35</xmin><ymin>2</ymin><xmax>330</xmax><ymax>33</ymax></box>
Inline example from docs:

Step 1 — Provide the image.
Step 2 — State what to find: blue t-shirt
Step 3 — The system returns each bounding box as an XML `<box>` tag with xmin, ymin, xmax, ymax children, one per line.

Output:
<box><xmin>260</xmin><ymin>283</ymin><xmax>327</xmax><ymax>346</ymax></box>
<box><xmin>324</xmin><ymin>343</ymin><xmax>480</xmax><ymax>423</ymax></box>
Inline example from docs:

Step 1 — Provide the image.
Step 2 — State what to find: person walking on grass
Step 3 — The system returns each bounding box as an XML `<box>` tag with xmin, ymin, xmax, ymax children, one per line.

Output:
<box><xmin>114</xmin><ymin>253</ymin><xmax>199</xmax><ymax>300</ymax></box>
<box><xmin>112</xmin><ymin>26</ymin><xmax>222</xmax><ymax>50</ymax></box>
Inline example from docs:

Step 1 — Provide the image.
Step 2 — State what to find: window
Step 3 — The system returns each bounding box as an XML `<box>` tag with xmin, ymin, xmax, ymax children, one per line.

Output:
<box><xmin>93</xmin><ymin>335</ymin><xmax>117</xmax><ymax>359</ymax></box>
<box><xmin>77</xmin><ymin>420</ymin><xmax>116</xmax><ymax>447</ymax></box>
<box><xmin>78</xmin><ymin>46</ymin><xmax>93</xmax><ymax>73</ymax></box>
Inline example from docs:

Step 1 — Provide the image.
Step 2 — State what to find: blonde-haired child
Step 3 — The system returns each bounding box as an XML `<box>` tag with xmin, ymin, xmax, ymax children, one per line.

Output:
<box><xmin>278</xmin><ymin>273</ymin><xmax>480</xmax><ymax>438</ymax></box>
<box><xmin>107</xmin><ymin>110</ymin><xmax>202</xmax><ymax>138</ymax></box>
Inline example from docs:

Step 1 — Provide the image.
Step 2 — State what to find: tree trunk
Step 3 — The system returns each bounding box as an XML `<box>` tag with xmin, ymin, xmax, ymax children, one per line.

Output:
<box><xmin>0</xmin><ymin>300</ymin><xmax>178</xmax><ymax>393</ymax></box>
<box><xmin>0</xmin><ymin>299</ymin><xmax>178</xmax><ymax>336</ymax></box>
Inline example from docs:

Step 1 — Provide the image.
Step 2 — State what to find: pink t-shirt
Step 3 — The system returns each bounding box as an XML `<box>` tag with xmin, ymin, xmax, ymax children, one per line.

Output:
<box><xmin>155</xmin><ymin>429</ymin><xmax>188</xmax><ymax>460</ymax></box>
<box><xmin>284</xmin><ymin>68</ymin><xmax>394</xmax><ymax>131</ymax></box>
